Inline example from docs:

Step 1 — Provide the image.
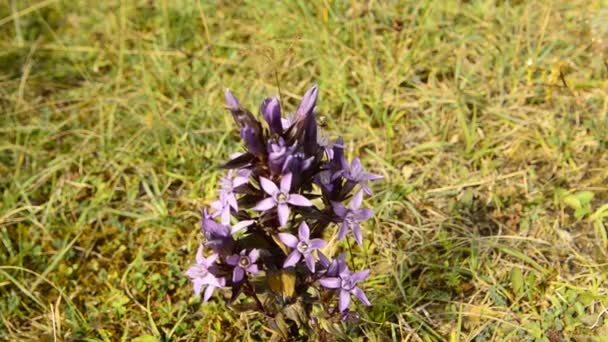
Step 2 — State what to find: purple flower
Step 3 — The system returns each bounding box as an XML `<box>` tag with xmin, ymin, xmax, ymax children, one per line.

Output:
<box><xmin>278</xmin><ymin>222</ymin><xmax>327</xmax><ymax>272</ymax></box>
<box><xmin>341</xmin><ymin>157</ymin><xmax>383</xmax><ymax>195</ymax></box>
<box><xmin>253</xmin><ymin>173</ymin><xmax>313</xmax><ymax>227</ymax></box>
<box><xmin>240</xmin><ymin>126</ymin><xmax>265</xmax><ymax>156</ymax></box>
<box><xmin>219</xmin><ymin>169</ymin><xmax>251</xmax><ymax>212</ymax></box>
<box><xmin>319</xmin><ymin>268</ymin><xmax>371</xmax><ymax>312</ymax></box>
<box><xmin>283</xmin><ymin>152</ymin><xmax>314</xmax><ymax>175</ymax></box>
<box><xmin>268</xmin><ymin>138</ymin><xmax>296</xmax><ymax>175</ymax></box>
<box><xmin>185</xmin><ymin>245</ymin><xmax>225</xmax><ymax>302</ymax></box>
<box><xmin>318</xmin><ymin>252</ymin><xmax>347</xmax><ymax>277</ymax></box>
<box><xmin>226</xmin><ymin>249</ymin><xmax>260</xmax><ymax>282</ymax></box>
<box><xmin>202</xmin><ymin>209</ymin><xmax>254</xmax><ymax>254</ymax></box>
<box><xmin>224</xmin><ymin>89</ymin><xmax>264</xmax><ymax>157</ymax></box>
<box><xmin>319</xmin><ymin>136</ymin><xmax>343</xmax><ymax>160</ymax></box>
<box><xmin>261</xmin><ymin>97</ymin><xmax>283</xmax><ymax>135</ymax></box>
<box><xmin>295</xmin><ymin>85</ymin><xmax>318</xmax><ymax>120</ymax></box>
<box><xmin>331</xmin><ymin>190</ymin><xmax>374</xmax><ymax>245</ymax></box>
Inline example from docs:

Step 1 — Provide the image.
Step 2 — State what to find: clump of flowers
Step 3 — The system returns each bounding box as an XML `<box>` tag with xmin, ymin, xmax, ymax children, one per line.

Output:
<box><xmin>185</xmin><ymin>85</ymin><xmax>381</xmax><ymax>337</ymax></box>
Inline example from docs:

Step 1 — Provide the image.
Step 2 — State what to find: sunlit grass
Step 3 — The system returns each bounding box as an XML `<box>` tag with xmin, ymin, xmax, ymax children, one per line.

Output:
<box><xmin>1</xmin><ymin>0</ymin><xmax>607</xmax><ymax>340</ymax></box>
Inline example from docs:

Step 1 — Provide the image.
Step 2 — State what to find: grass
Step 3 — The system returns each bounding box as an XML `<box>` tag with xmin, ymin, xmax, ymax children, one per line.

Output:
<box><xmin>1</xmin><ymin>0</ymin><xmax>608</xmax><ymax>340</ymax></box>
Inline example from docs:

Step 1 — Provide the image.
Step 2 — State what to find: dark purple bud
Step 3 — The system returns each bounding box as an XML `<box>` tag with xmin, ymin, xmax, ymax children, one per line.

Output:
<box><xmin>240</xmin><ymin>126</ymin><xmax>265</xmax><ymax>157</ymax></box>
<box><xmin>296</xmin><ymin>85</ymin><xmax>318</xmax><ymax>120</ymax></box>
<box><xmin>260</xmin><ymin>97</ymin><xmax>283</xmax><ymax>135</ymax></box>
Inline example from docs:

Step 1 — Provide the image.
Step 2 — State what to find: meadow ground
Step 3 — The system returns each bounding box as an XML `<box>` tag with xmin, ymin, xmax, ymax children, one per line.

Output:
<box><xmin>1</xmin><ymin>1</ymin><xmax>608</xmax><ymax>341</ymax></box>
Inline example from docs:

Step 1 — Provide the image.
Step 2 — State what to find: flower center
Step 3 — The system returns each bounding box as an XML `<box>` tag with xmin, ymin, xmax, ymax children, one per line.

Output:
<box><xmin>341</xmin><ymin>277</ymin><xmax>355</xmax><ymax>291</ymax></box>
<box><xmin>238</xmin><ymin>256</ymin><xmax>251</xmax><ymax>268</ymax></box>
<box><xmin>276</xmin><ymin>192</ymin><xmax>288</xmax><ymax>203</ymax></box>
<box><xmin>296</xmin><ymin>241</ymin><xmax>309</xmax><ymax>253</ymax></box>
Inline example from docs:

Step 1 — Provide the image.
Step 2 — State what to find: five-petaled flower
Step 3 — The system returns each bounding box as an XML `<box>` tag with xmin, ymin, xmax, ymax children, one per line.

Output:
<box><xmin>185</xmin><ymin>245</ymin><xmax>225</xmax><ymax>302</ymax></box>
<box><xmin>319</xmin><ymin>267</ymin><xmax>371</xmax><ymax>312</ymax></box>
<box><xmin>279</xmin><ymin>222</ymin><xmax>327</xmax><ymax>272</ymax></box>
<box><xmin>339</xmin><ymin>157</ymin><xmax>383</xmax><ymax>195</ymax></box>
<box><xmin>332</xmin><ymin>190</ymin><xmax>374</xmax><ymax>245</ymax></box>
<box><xmin>253</xmin><ymin>173</ymin><xmax>312</xmax><ymax>227</ymax></box>
<box><xmin>226</xmin><ymin>249</ymin><xmax>260</xmax><ymax>282</ymax></box>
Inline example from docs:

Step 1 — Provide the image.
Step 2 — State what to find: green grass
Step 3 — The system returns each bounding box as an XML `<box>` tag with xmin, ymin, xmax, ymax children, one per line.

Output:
<box><xmin>1</xmin><ymin>0</ymin><xmax>608</xmax><ymax>340</ymax></box>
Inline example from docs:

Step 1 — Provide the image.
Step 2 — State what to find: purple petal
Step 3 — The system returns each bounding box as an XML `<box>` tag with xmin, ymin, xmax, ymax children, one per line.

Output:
<box><xmin>280</xmin><ymin>173</ymin><xmax>292</xmax><ymax>193</ymax></box>
<box><xmin>231</xmin><ymin>220</ymin><xmax>254</xmax><ymax>235</ymax></box>
<box><xmin>352</xmin><ymin>224</ymin><xmax>363</xmax><ymax>245</ymax></box>
<box><xmin>259</xmin><ymin>177</ymin><xmax>279</xmax><ymax>195</ymax></box>
<box><xmin>304</xmin><ymin>254</ymin><xmax>315</xmax><ymax>272</ymax></box>
<box><xmin>192</xmin><ymin>279</ymin><xmax>203</xmax><ymax>296</ymax></box>
<box><xmin>224</xmin><ymin>89</ymin><xmax>240</xmax><ymax>109</ymax></box>
<box><xmin>339</xmin><ymin>290</ymin><xmax>351</xmax><ymax>312</ymax></box>
<box><xmin>361</xmin><ymin>172</ymin><xmax>383</xmax><ymax>181</ymax></box>
<box><xmin>351</xmin><ymin>270</ymin><xmax>370</xmax><ymax>282</ymax></box>
<box><xmin>319</xmin><ymin>277</ymin><xmax>341</xmax><ymax>289</ymax></box>
<box><xmin>232</xmin><ymin>267</ymin><xmax>244</xmax><ymax>282</ymax></box>
<box><xmin>225</xmin><ymin>255</ymin><xmax>239</xmax><ymax>266</ymax></box>
<box><xmin>253</xmin><ymin>197</ymin><xmax>276</xmax><ymax>211</ymax></box>
<box><xmin>355</xmin><ymin>208</ymin><xmax>374</xmax><ymax>221</ymax></box>
<box><xmin>203</xmin><ymin>285</ymin><xmax>215</xmax><ymax>302</ymax></box>
<box><xmin>352</xmin><ymin>287</ymin><xmax>371</xmax><ymax>306</ymax></box>
<box><xmin>195</xmin><ymin>245</ymin><xmax>205</xmax><ymax>264</ymax></box>
<box><xmin>298</xmin><ymin>222</ymin><xmax>310</xmax><ymax>241</ymax></box>
<box><xmin>318</xmin><ymin>251</ymin><xmax>330</xmax><ymax>268</ymax></box>
<box><xmin>309</xmin><ymin>239</ymin><xmax>327</xmax><ymax>250</ymax></box>
<box><xmin>248</xmin><ymin>249</ymin><xmax>260</xmax><ymax>262</ymax></box>
<box><xmin>233</xmin><ymin>176</ymin><xmax>249</xmax><ymax>188</ymax></box>
<box><xmin>350</xmin><ymin>190</ymin><xmax>364</xmax><ymax>210</ymax></box>
<box><xmin>296</xmin><ymin>84</ymin><xmax>318</xmax><ymax>118</ymax></box>
<box><xmin>261</xmin><ymin>97</ymin><xmax>283</xmax><ymax>134</ymax></box>
<box><xmin>288</xmin><ymin>194</ymin><xmax>312</xmax><ymax>207</ymax></box>
<box><xmin>283</xmin><ymin>250</ymin><xmax>301</xmax><ymax>268</ymax></box>
<box><xmin>246</xmin><ymin>264</ymin><xmax>259</xmax><ymax>274</ymax></box>
<box><xmin>337</xmin><ymin>222</ymin><xmax>349</xmax><ymax>241</ymax></box>
<box><xmin>277</xmin><ymin>203</ymin><xmax>289</xmax><ymax>227</ymax></box>
<box><xmin>205</xmin><ymin>253</ymin><xmax>218</xmax><ymax>267</ymax></box>
<box><xmin>278</xmin><ymin>233</ymin><xmax>298</xmax><ymax>248</ymax></box>
<box><xmin>350</xmin><ymin>158</ymin><xmax>362</xmax><ymax>175</ymax></box>
<box><xmin>361</xmin><ymin>183</ymin><xmax>373</xmax><ymax>195</ymax></box>
<box><xmin>227</xmin><ymin>195</ymin><xmax>238</xmax><ymax>211</ymax></box>
<box><xmin>331</xmin><ymin>202</ymin><xmax>348</xmax><ymax>218</ymax></box>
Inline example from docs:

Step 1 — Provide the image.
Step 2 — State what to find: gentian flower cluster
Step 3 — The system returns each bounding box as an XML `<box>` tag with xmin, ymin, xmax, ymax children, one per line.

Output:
<box><xmin>185</xmin><ymin>85</ymin><xmax>381</xmax><ymax>333</ymax></box>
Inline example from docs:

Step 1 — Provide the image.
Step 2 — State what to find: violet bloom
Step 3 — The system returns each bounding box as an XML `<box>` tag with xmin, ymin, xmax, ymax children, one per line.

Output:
<box><xmin>202</xmin><ymin>209</ymin><xmax>254</xmax><ymax>254</ymax></box>
<box><xmin>341</xmin><ymin>157</ymin><xmax>383</xmax><ymax>195</ymax></box>
<box><xmin>279</xmin><ymin>222</ymin><xmax>327</xmax><ymax>272</ymax></box>
<box><xmin>268</xmin><ymin>138</ymin><xmax>296</xmax><ymax>174</ymax></box>
<box><xmin>319</xmin><ymin>268</ymin><xmax>371</xmax><ymax>312</ymax></box>
<box><xmin>332</xmin><ymin>190</ymin><xmax>374</xmax><ymax>245</ymax></box>
<box><xmin>226</xmin><ymin>249</ymin><xmax>260</xmax><ymax>282</ymax></box>
<box><xmin>260</xmin><ymin>97</ymin><xmax>283</xmax><ymax>135</ymax></box>
<box><xmin>185</xmin><ymin>245</ymin><xmax>225</xmax><ymax>302</ymax></box>
<box><xmin>253</xmin><ymin>173</ymin><xmax>312</xmax><ymax>227</ymax></box>
<box><xmin>219</xmin><ymin>169</ymin><xmax>251</xmax><ymax>212</ymax></box>
<box><xmin>318</xmin><ymin>252</ymin><xmax>347</xmax><ymax>277</ymax></box>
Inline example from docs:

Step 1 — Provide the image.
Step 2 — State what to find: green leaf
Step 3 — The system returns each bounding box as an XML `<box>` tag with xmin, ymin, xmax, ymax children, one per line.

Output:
<box><xmin>510</xmin><ymin>268</ymin><xmax>524</xmax><ymax>297</ymax></box>
<box><xmin>575</xmin><ymin>191</ymin><xmax>594</xmax><ymax>205</ymax></box>
<box><xmin>562</xmin><ymin>195</ymin><xmax>581</xmax><ymax>209</ymax></box>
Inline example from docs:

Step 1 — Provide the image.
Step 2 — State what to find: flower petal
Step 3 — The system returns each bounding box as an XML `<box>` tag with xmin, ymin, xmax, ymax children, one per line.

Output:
<box><xmin>350</xmin><ymin>190</ymin><xmax>364</xmax><ymax>210</ymax></box>
<box><xmin>233</xmin><ymin>267</ymin><xmax>244</xmax><ymax>283</ymax></box>
<box><xmin>309</xmin><ymin>239</ymin><xmax>327</xmax><ymax>250</ymax></box>
<box><xmin>288</xmin><ymin>194</ymin><xmax>312</xmax><ymax>207</ymax></box>
<box><xmin>225</xmin><ymin>255</ymin><xmax>239</xmax><ymax>266</ymax></box>
<box><xmin>203</xmin><ymin>285</ymin><xmax>215</xmax><ymax>302</ymax></box>
<box><xmin>253</xmin><ymin>197</ymin><xmax>276</xmax><ymax>211</ymax></box>
<box><xmin>248</xmin><ymin>248</ymin><xmax>260</xmax><ymax>262</ymax></box>
<box><xmin>351</xmin><ymin>270</ymin><xmax>370</xmax><ymax>283</ymax></box>
<box><xmin>298</xmin><ymin>222</ymin><xmax>310</xmax><ymax>241</ymax></box>
<box><xmin>352</xmin><ymin>223</ymin><xmax>363</xmax><ymax>245</ymax></box>
<box><xmin>319</xmin><ymin>277</ymin><xmax>341</xmax><ymax>289</ymax></box>
<box><xmin>331</xmin><ymin>202</ymin><xmax>348</xmax><ymax>218</ymax></box>
<box><xmin>280</xmin><ymin>173</ymin><xmax>292</xmax><ymax>193</ymax></box>
<box><xmin>337</xmin><ymin>222</ymin><xmax>349</xmax><ymax>241</ymax></box>
<box><xmin>283</xmin><ymin>250</ymin><xmax>301</xmax><ymax>268</ymax></box>
<box><xmin>278</xmin><ymin>233</ymin><xmax>298</xmax><ymax>248</ymax></box>
<box><xmin>355</xmin><ymin>208</ymin><xmax>374</xmax><ymax>221</ymax></box>
<box><xmin>246</xmin><ymin>264</ymin><xmax>259</xmax><ymax>274</ymax></box>
<box><xmin>318</xmin><ymin>251</ymin><xmax>330</xmax><ymax>268</ymax></box>
<box><xmin>352</xmin><ymin>287</ymin><xmax>371</xmax><ymax>306</ymax></box>
<box><xmin>339</xmin><ymin>290</ymin><xmax>351</xmax><ymax>312</ymax></box>
<box><xmin>224</xmin><ymin>89</ymin><xmax>241</xmax><ymax>109</ymax></box>
<box><xmin>277</xmin><ymin>203</ymin><xmax>290</xmax><ymax>227</ymax></box>
<box><xmin>296</xmin><ymin>84</ymin><xmax>318</xmax><ymax>119</ymax></box>
<box><xmin>259</xmin><ymin>177</ymin><xmax>279</xmax><ymax>195</ymax></box>
<box><xmin>195</xmin><ymin>245</ymin><xmax>205</xmax><ymax>264</ymax></box>
<box><xmin>231</xmin><ymin>220</ymin><xmax>254</xmax><ymax>235</ymax></box>
<box><xmin>304</xmin><ymin>253</ymin><xmax>315</xmax><ymax>273</ymax></box>
<box><xmin>192</xmin><ymin>279</ymin><xmax>203</xmax><ymax>296</ymax></box>
<box><xmin>205</xmin><ymin>253</ymin><xmax>218</xmax><ymax>266</ymax></box>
